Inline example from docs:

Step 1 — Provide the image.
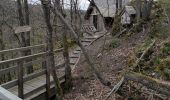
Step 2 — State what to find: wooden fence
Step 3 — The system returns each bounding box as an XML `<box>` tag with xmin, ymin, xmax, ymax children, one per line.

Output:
<box><xmin>0</xmin><ymin>43</ymin><xmax>64</xmax><ymax>98</ymax></box>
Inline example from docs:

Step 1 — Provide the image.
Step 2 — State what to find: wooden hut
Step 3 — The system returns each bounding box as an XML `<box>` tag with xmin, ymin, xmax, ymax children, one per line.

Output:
<box><xmin>121</xmin><ymin>6</ymin><xmax>136</xmax><ymax>25</ymax></box>
<box><xmin>84</xmin><ymin>0</ymin><xmax>131</xmax><ymax>31</ymax></box>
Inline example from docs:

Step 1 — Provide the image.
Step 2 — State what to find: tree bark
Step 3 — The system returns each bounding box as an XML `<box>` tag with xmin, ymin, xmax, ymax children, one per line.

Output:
<box><xmin>24</xmin><ymin>0</ymin><xmax>33</xmax><ymax>74</ymax></box>
<box><xmin>16</xmin><ymin>0</ymin><xmax>25</xmax><ymax>98</ymax></box>
<box><xmin>41</xmin><ymin>0</ymin><xmax>63</xmax><ymax>99</ymax></box>
<box><xmin>136</xmin><ymin>0</ymin><xmax>141</xmax><ymax>23</ymax></box>
<box><xmin>70</xmin><ymin>0</ymin><xmax>73</xmax><ymax>26</ymax></box>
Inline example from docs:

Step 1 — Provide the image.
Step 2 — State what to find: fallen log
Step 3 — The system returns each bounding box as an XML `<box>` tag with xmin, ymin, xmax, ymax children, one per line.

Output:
<box><xmin>125</xmin><ymin>72</ymin><xmax>170</xmax><ymax>97</ymax></box>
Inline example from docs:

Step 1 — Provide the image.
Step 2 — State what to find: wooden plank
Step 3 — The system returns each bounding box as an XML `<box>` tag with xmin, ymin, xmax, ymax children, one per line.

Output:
<box><xmin>24</xmin><ymin>84</ymin><xmax>35</xmax><ymax>91</ymax></box>
<box><xmin>70</xmin><ymin>58</ymin><xmax>78</xmax><ymax>64</ymax></box>
<box><xmin>0</xmin><ymin>44</ymin><xmax>45</xmax><ymax>55</ymax></box>
<box><xmin>1</xmin><ymin>70</ymin><xmax>46</xmax><ymax>89</ymax></box>
<box><xmin>0</xmin><ymin>86</ymin><xmax>22</xmax><ymax>100</ymax></box>
<box><xmin>69</xmin><ymin>55</ymin><xmax>79</xmax><ymax>58</ymax></box>
<box><xmin>73</xmin><ymin>50</ymin><xmax>80</xmax><ymax>54</ymax></box>
<box><xmin>8</xmin><ymin>87</ymin><xmax>18</xmax><ymax>96</ymax></box>
<box><xmin>24</xmin><ymin>76</ymin><xmax>65</xmax><ymax>100</ymax></box>
<box><xmin>14</xmin><ymin>26</ymin><xmax>31</xmax><ymax>34</ymax></box>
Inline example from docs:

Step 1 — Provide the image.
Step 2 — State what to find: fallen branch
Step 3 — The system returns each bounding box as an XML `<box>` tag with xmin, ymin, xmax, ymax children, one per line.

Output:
<box><xmin>115</xmin><ymin>29</ymin><xmax>127</xmax><ymax>38</ymax></box>
<box><xmin>131</xmin><ymin>39</ymin><xmax>156</xmax><ymax>70</ymax></box>
<box><xmin>106</xmin><ymin>77</ymin><xmax>124</xmax><ymax>100</ymax></box>
<box><xmin>124</xmin><ymin>72</ymin><xmax>170</xmax><ymax>97</ymax></box>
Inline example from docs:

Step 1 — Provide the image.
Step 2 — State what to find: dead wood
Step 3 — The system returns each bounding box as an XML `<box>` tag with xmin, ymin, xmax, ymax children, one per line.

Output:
<box><xmin>124</xmin><ymin>72</ymin><xmax>170</xmax><ymax>97</ymax></box>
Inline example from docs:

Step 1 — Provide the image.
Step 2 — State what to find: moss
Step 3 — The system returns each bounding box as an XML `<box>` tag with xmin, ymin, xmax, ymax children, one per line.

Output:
<box><xmin>161</xmin><ymin>42</ymin><xmax>170</xmax><ymax>56</ymax></box>
<box><xmin>110</xmin><ymin>38</ymin><xmax>120</xmax><ymax>48</ymax></box>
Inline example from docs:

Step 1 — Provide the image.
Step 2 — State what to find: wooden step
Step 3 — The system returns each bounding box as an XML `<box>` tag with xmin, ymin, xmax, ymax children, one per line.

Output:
<box><xmin>70</xmin><ymin>58</ymin><xmax>78</xmax><ymax>65</ymax></box>
<box><xmin>84</xmin><ymin>35</ymin><xmax>99</xmax><ymax>39</ymax></box>
<box><xmin>73</xmin><ymin>50</ymin><xmax>80</xmax><ymax>54</ymax></box>
<box><xmin>70</xmin><ymin>53</ymin><xmax>80</xmax><ymax>57</ymax></box>
<box><xmin>75</xmin><ymin>49</ymin><xmax>81</xmax><ymax>51</ymax></box>
<box><xmin>84</xmin><ymin>37</ymin><xmax>96</xmax><ymax>40</ymax></box>
<box><xmin>81</xmin><ymin>39</ymin><xmax>92</xmax><ymax>43</ymax></box>
<box><xmin>82</xmin><ymin>42</ymin><xmax>89</xmax><ymax>46</ymax></box>
<box><xmin>69</xmin><ymin>55</ymin><xmax>79</xmax><ymax>58</ymax></box>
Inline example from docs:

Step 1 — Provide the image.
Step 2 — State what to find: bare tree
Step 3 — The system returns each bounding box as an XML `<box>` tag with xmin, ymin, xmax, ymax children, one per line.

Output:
<box><xmin>24</xmin><ymin>0</ymin><xmax>33</xmax><ymax>74</ymax></box>
<box><xmin>16</xmin><ymin>0</ymin><xmax>25</xmax><ymax>98</ymax></box>
<box><xmin>40</xmin><ymin>0</ymin><xmax>63</xmax><ymax>99</ymax></box>
<box><xmin>142</xmin><ymin>0</ymin><xmax>153</xmax><ymax>20</ymax></box>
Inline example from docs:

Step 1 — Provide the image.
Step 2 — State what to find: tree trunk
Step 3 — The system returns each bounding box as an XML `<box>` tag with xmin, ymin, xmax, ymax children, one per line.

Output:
<box><xmin>70</xmin><ymin>0</ymin><xmax>73</xmax><ymax>26</ymax></box>
<box><xmin>16</xmin><ymin>0</ymin><xmax>25</xmax><ymax>98</ymax></box>
<box><xmin>24</xmin><ymin>0</ymin><xmax>33</xmax><ymax>74</ymax></box>
<box><xmin>41</xmin><ymin>0</ymin><xmax>63</xmax><ymax>99</ymax></box>
<box><xmin>136</xmin><ymin>0</ymin><xmax>141</xmax><ymax>23</ymax></box>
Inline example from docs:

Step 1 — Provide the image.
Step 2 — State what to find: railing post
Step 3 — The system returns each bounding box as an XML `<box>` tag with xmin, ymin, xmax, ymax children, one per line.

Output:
<box><xmin>17</xmin><ymin>61</ymin><xmax>24</xmax><ymax>99</ymax></box>
<box><xmin>43</xmin><ymin>47</ymin><xmax>50</xmax><ymax>100</ymax></box>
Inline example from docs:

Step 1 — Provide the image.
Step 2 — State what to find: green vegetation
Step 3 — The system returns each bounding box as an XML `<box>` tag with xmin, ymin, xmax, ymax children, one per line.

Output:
<box><xmin>110</xmin><ymin>38</ymin><xmax>120</xmax><ymax>48</ymax></box>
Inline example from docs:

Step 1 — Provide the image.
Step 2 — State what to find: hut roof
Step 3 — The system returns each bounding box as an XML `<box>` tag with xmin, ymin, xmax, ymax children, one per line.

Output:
<box><xmin>85</xmin><ymin>0</ymin><xmax>116</xmax><ymax>19</ymax></box>
<box><xmin>124</xmin><ymin>6</ymin><xmax>136</xmax><ymax>15</ymax></box>
<box><xmin>93</xmin><ymin>0</ymin><xmax>116</xmax><ymax>17</ymax></box>
<box><xmin>84</xmin><ymin>0</ymin><xmax>132</xmax><ymax>19</ymax></box>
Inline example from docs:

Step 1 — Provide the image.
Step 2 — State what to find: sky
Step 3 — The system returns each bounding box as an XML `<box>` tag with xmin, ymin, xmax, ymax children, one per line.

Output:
<box><xmin>29</xmin><ymin>0</ymin><xmax>90</xmax><ymax>10</ymax></box>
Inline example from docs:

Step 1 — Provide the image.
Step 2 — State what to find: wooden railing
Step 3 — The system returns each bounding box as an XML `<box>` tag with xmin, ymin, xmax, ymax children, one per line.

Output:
<box><xmin>0</xmin><ymin>44</ymin><xmax>64</xmax><ymax>98</ymax></box>
<box><xmin>81</xmin><ymin>24</ymin><xmax>97</xmax><ymax>35</ymax></box>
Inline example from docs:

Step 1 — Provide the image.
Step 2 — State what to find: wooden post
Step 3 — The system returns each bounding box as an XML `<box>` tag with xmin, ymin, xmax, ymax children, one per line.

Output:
<box><xmin>17</xmin><ymin>61</ymin><xmax>24</xmax><ymax>99</ymax></box>
<box><xmin>43</xmin><ymin>45</ymin><xmax>51</xmax><ymax>100</ymax></box>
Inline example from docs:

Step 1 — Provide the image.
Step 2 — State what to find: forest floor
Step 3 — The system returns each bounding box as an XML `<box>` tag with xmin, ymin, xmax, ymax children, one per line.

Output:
<box><xmin>63</xmin><ymin>29</ymin><xmax>150</xmax><ymax>100</ymax></box>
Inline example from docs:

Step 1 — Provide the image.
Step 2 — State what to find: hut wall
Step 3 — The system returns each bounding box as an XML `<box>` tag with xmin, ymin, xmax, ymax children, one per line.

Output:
<box><xmin>97</xmin><ymin>15</ymin><xmax>105</xmax><ymax>31</ymax></box>
<box><xmin>121</xmin><ymin>12</ymin><xmax>131</xmax><ymax>24</ymax></box>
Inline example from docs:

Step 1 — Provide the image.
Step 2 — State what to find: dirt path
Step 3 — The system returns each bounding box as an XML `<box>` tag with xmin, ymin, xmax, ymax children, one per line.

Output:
<box><xmin>63</xmin><ymin>31</ymin><xmax>148</xmax><ymax>100</ymax></box>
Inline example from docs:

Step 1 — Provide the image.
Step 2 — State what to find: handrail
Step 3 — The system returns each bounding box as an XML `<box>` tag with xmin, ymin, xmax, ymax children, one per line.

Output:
<box><xmin>0</xmin><ymin>58</ymin><xmax>45</xmax><ymax>75</ymax></box>
<box><xmin>0</xmin><ymin>48</ymin><xmax>63</xmax><ymax>65</ymax></box>
<box><xmin>0</xmin><ymin>86</ymin><xmax>22</xmax><ymax>100</ymax></box>
<box><xmin>1</xmin><ymin>63</ymin><xmax>65</xmax><ymax>89</ymax></box>
<box><xmin>0</xmin><ymin>44</ymin><xmax>45</xmax><ymax>54</ymax></box>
